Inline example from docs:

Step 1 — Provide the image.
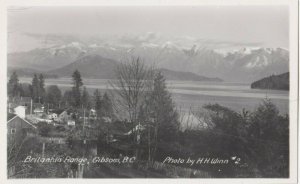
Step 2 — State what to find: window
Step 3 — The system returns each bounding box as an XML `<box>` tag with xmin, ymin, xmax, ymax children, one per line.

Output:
<box><xmin>11</xmin><ymin>128</ymin><xmax>16</xmax><ymax>134</ymax></box>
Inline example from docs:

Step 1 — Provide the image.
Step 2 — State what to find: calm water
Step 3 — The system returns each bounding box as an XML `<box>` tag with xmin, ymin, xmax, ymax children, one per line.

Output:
<box><xmin>19</xmin><ymin>78</ymin><xmax>289</xmax><ymax>115</ymax></box>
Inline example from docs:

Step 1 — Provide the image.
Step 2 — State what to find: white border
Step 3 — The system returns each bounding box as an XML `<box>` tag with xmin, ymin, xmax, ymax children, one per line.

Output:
<box><xmin>0</xmin><ymin>0</ymin><xmax>298</xmax><ymax>184</ymax></box>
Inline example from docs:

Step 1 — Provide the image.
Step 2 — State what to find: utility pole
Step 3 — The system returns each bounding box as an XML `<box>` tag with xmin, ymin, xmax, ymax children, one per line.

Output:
<box><xmin>30</xmin><ymin>99</ymin><xmax>33</xmax><ymax>115</ymax></box>
<box><xmin>148</xmin><ymin>123</ymin><xmax>151</xmax><ymax>162</ymax></box>
<box><xmin>84</xmin><ymin>108</ymin><xmax>86</xmax><ymax>126</ymax></box>
<box><xmin>42</xmin><ymin>142</ymin><xmax>45</xmax><ymax>157</ymax></box>
<box><xmin>83</xmin><ymin>107</ymin><xmax>86</xmax><ymax>133</ymax></box>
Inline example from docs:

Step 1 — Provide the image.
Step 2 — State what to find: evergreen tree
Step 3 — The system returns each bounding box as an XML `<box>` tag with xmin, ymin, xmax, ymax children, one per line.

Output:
<box><xmin>31</xmin><ymin>74</ymin><xmax>40</xmax><ymax>103</ymax></box>
<box><xmin>93</xmin><ymin>89</ymin><xmax>102</xmax><ymax>116</ymax></box>
<box><xmin>30</xmin><ymin>73</ymin><xmax>46</xmax><ymax>103</ymax></box>
<box><xmin>8</xmin><ymin>71</ymin><xmax>21</xmax><ymax>98</ymax></box>
<box><xmin>140</xmin><ymin>71</ymin><xmax>180</xmax><ymax>160</ymax></box>
<box><xmin>38</xmin><ymin>74</ymin><xmax>45</xmax><ymax>103</ymax></box>
<box><xmin>81</xmin><ymin>86</ymin><xmax>90</xmax><ymax>109</ymax></box>
<box><xmin>45</xmin><ymin>85</ymin><xmax>62</xmax><ymax>108</ymax></box>
<box><xmin>248</xmin><ymin>99</ymin><xmax>289</xmax><ymax>177</ymax></box>
<box><xmin>62</xmin><ymin>90</ymin><xmax>73</xmax><ymax>107</ymax></box>
<box><xmin>101</xmin><ymin>92</ymin><xmax>113</xmax><ymax>117</ymax></box>
<box><xmin>71</xmin><ymin>70</ymin><xmax>83</xmax><ymax>108</ymax></box>
<box><xmin>19</xmin><ymin>83</ymin><xmax>31</xmax><ymax>97</ymax></box>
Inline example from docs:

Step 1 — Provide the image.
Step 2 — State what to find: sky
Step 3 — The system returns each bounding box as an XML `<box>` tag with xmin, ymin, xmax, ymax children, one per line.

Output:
<box><xmin>7</xmin><ymin>6</ymin><xmax>289</xmax><ymax>52</ymax></box>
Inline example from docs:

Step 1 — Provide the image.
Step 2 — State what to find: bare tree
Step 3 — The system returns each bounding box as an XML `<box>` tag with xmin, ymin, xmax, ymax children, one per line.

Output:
<box><xmin>110</xmin><ymin>56</ymin><xmax>154</xmax><ymax>123</ymax></box>
<box><xmin>109</xmin><ymin>56</ymin><xmax>154</xmax><ymax>156</ymax></box>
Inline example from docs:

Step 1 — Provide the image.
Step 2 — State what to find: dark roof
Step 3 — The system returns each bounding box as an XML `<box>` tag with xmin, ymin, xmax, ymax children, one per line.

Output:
<box><xmin>33</xmin><ymin>103</ymin><xmax>44</xmax><ymax>109</ymax></box>
<box><xmin>9</xmin><ymin>97</ymin><xmax>31</xmax><ymax>103</ymax></box>
<box><xmin>7</xmin><ymin>115</ymin><xmax>37</xmax><ymax>129</ymax></box>
<box><xmin>7</xmin><ymin>113</ymin><xmax>16</xmax><ymax>121</ymax></box>
<box><xmin>51</xmin><ymin>109</ymin><xmax>65</xmax><ymax>115</ymax></box>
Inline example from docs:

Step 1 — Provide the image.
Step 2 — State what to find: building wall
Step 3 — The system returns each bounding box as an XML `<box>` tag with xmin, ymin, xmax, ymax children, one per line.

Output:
<box><xmin>59</xmin><ymin>111</ymin><xmax>69</xmax><ymax>122</ymax></box>
<box><xmin>7</xmin><ymin>116</ymin><xmax>35</xmax><ymax>146</ymax></box>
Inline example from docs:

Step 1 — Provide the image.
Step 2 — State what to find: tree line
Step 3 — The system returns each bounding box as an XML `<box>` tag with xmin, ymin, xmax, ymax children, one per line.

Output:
<box><xmin>7</xmin><ymin>71</ymin><xmax>113</xmax><ymax>117</ymax></box>
<box><xmin>8</xmin><ymin>72</ymin><xmax>45</xmax><ymax>103</ymax></box>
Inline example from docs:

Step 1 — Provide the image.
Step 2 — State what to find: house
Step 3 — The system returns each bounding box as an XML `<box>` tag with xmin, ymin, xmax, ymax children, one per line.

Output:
<box><xmin>58</xmin><ymin>110</ymin><xmax>71</xmax><ymax>123</ymax></box>
<box><xmin>7</xmin><ymin>113</ymin><xmax>37</xmax><ymax>146</ymax></box>
<box><xmin>33</xmin><ymin>106</ymin><xmax>44</xmax><ymax>116</ymax></box>
<box><xmin>13</xmin><ymin>106</ymin><xmax>26</xmax><ymax>119</ymax></box>
<box><xmin>35</xmin><ymin>117</ymin><xmax>52</xmax><ymax>124</ymax></box>
<box><xmin>67</xmin><ymin>119</ymin><xmax>76</xmax><ymax>126</ymax></box>
<box><xmin>89</xmin><ymin>109</ymin><xmax>97</xmax><ymax>120</ymax></box>
<box><xmin>48</xmin><ymin>113</ymin><xmax>58</xmax><ymax>120</ymax></box>
<box><xmin>8</xmin><ymin>97</ymin><xmax>31</xmax><ymax>114</ymax></box>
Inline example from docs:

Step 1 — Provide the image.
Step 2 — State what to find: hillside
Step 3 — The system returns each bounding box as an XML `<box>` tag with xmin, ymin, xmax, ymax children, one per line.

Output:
<box><xmin>7</xmin><ymin>46</ymin><xmax>84</xmax><ymax>71</ymax></box>
<box><xmin>250</xmin><ymin>72</ymin><xmax>289</xmax><ymax>90</ymax></box>
<box><xmin>48</xmin><ymin>55</ymin><xmax>117</xmax><ymax>79</ymax></box>
<box><xmin>48</xmin><ymin>54</ymin><xmax>222</xmax><ymax>81</ymax></box>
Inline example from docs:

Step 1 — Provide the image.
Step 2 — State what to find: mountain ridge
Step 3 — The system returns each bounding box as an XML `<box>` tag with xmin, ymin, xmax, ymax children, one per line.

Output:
<box><xmin>46</xmin><ymin>54</ymin><xmax>223</xmax><ymax>82</ymax></box>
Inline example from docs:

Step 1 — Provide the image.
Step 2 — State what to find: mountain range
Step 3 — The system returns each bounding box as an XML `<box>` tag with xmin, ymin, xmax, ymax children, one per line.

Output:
<box><xmin>7</xmin><ymin>34</ymin><xmax>289</xmax><ymax>82</ymax></box>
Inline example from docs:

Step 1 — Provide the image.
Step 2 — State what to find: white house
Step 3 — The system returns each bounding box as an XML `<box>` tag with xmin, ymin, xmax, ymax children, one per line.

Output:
<box><xmin>13</xmin><ymin>106</ymin><xmax>26</xmax><ymax>119</ymax></box>
<box><xmin>67</xmin><ymin>120</ymin><xmax>75</xmax><ymax>126</ymax></box>
<box><xmin>89</xmin><ymin>109</ymin><xmax>97</xmax><ymax>119</ymax></box>
<box><xmin>34</xmin><ymin>108</ymin><xmax>44</xmax><ymax>114</ymax></box>
<box><xmin>48</xmin><ymin>113</ymin><xmax>58</xmax><ymax>120</ymax></box>
<box><xmin>90</xmin><ymin>109</ymin><xmax>96</xmax><ymax>115</ymax></box>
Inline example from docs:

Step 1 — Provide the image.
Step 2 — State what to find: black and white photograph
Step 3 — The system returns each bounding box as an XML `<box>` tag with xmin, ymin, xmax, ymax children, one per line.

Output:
<box><xmin>2</xmin><ymin>0</ymin><xmax>298</xmax><ymax>182</ymax></box>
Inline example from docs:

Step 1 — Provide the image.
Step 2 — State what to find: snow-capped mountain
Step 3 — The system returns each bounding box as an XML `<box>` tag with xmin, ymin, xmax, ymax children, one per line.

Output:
<box><xmin>7</xmin><ymin>33</ymin><xmax>289</xmax><ymax>82</ymax></box>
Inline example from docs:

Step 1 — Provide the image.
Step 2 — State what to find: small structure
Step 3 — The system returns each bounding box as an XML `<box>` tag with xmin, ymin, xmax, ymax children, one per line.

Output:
<box><xmin>48</xmin><ymin>113</ymin><xmax>58</xmax><ymax>121</ymax></box>
<box><xmin>58</xmin><ymin>110</ymin><xmax>71</xmax><ymax>123</ymax></box>
<box><xmin>8</xmin><ymin>97</ymin><xmax>32</xmax><ymax>115</ymax></box>
<box><xmin>34</xmin><ymin>108</ymin><xmax>44</xmax><ymax>114</ymax></box>
<box><xmin>33</xmin><ymin>104</ymin><xmax>44</xmax><ymax>116</ymax></box>
<box><xmin>67</xmin><ymin>119</ymin><xmax>76</xmax><ymax>126</ymax></box>
<box><xmin>36</xmin><ymin>117</ymin><xmax>52</xmax><ymax>124</ymax></box>
<box><xmin>13</xmin><ymin>106</ymin><xmax>26</xmax><ymax>119</ymax></box>
<box><xmin>89</xmin><ymin>109</ymin><xmax>97</xmax><ymax>120</ymax></box>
